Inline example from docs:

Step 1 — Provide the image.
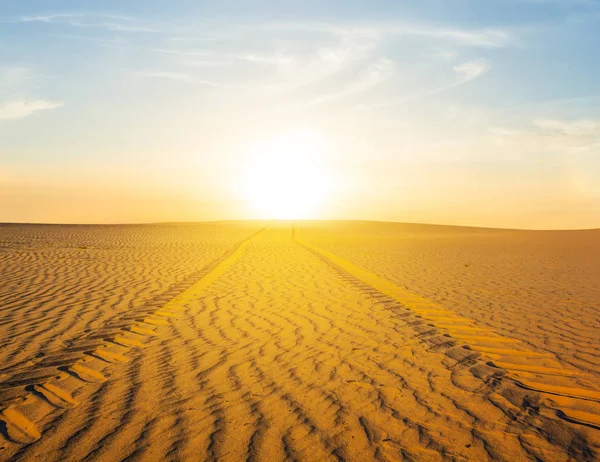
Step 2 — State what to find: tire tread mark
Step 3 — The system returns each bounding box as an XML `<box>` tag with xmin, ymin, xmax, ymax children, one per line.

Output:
<box><xmin>293</xmin><ymin>226</ymin><xmax>600</xmax><ymax>431</ymax></box>
<box><xmin>0</xmin><ymin>227</ymin><xmax>266</xmax><ymax>445</ymax></box>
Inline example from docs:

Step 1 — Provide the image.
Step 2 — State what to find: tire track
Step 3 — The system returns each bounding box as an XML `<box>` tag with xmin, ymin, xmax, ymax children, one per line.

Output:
<box><xmin>0</xmin><ymin>228</ymin><xmax>266</xmax><ymax>448</ymax></box>
<box><xmin>294</xmin><ymin>227</ymin><xmax>600</xmax><ymax>433</ymax></box>
<box><xmin>0</xmin><ymin>223</ymin><xmax>260</xmax><ymax>377</ymax></box>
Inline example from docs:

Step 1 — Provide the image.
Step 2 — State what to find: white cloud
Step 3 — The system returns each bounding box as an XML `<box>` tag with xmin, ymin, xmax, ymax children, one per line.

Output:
<box><xmin>153</xmin><ymin>48</ymin><xmax>294</xmax><ymax>67</ymax></box>
<box><xmin>486</xmin><ymin>118</ymin><xmax>600</xmax><ymax>202</ymax></box>
<box><xmin>533</xmin><ymin>118</ymin><xmax>600</xmax><ymax>136</ymax></box>
<box><xmin>10</xmin><ymin>12</ymin><xmax>514</xmax><ymax>48</ymax></box>
<box><xmin>16</xmin><ymin>12</ymin><xmax>158</xmax><ymax>32</ymax></box>
<box><xmin>454</xmin><ymin>59</ymin><xmax>491</xmax><ymax>83</ymax></box>
<box><xmin>20</xmin><ymin>13</ymin><xmax>127</xmax><ymax>23</ymax></box>
<box><xmin>355</xmin><ymin>59</ymin><xmax>491</xmax><ymax>110</ymax></box>
<box><xmin>0</xmin><ymin>99</ymin><xmax>63</xmax><ymax>121</ymax></box>
<box><xmin>132</xmin><ymin>70</ymin><xmax>195</xmax><ymax>83</ymax></box>
<box><xmin>490</xmin><ymin>118</ymin><xmax>600</xmax><ymax>157</ymax></box>
<box><xmin>434</xmin><ymin>50</ymin><xmax>458</xmax><ymax>59</ymax></box>
<box><xmin>131</xmin><ymin>70</ymin><xmax>248</xmax><ymax>89</ymax></box>
<box><xmin>258</xmin><ymin>21</ymin><xmax>512</xmax><ymax>48</ymax></box>
<box><xmin>153</xmin><ymin>21</ymin><xmax>502</xmax><ymax>107</ymax></box>
<box><xmin>386</xmin><ymin>24</ymin><xmax>511</xmax><ymax>48</ymax></box>
<box><xmin>5</xmin><ymin>14</ymin><xmax>509</xmax><ymax>113</ymax></box>
<box><xmin>298</xmin><ymin>59</ymin><xmax>395</xmax><ymax>107</ymax></box>
<box><xmin>98</xmin><ymin>22</ymin><xmax>157</xmax><ymax>33</ymax></box>
<box><xmin>20</xmin><ymin>14</ymin><xmax>65</xmax><ymax>23</ymax></box>
<box><xmin>153</xmin><ymin>27</ymin><xmax>377</xmax><ymax>95</ymax></box>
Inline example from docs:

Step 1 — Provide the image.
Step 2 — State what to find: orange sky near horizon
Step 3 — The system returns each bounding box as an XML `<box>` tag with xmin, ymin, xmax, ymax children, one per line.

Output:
<box><xmin>2</xmin><ymin>142</ymin><xmax>598</xmax><ymax>231</ymax></box>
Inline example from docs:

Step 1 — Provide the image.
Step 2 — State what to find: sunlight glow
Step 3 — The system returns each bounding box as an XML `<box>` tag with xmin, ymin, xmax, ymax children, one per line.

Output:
<box><xmin>241</xmin><ymin>129</ymin><xmax>331</xmax><ymax>219</ymax></box>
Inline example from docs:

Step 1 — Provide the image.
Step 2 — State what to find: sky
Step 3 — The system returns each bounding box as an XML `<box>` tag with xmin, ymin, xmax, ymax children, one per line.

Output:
<box><xmin>1</xmin><ymin>0</ymin><xmax>599</xmax><ymax>229</ymax></box>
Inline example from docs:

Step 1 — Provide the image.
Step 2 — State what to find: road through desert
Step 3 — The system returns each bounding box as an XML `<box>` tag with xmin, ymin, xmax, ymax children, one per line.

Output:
<box><xmin>0</xmin><ymin>223</ymin><xmax>599</xmax><ymax>461</ymax></box>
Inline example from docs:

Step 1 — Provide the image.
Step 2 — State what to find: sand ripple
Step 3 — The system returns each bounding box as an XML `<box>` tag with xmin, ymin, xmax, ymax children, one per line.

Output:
<box><xmin>1</xmin><ymin>223</ymin><xmax>598</xmax><ymax>461</ymax></box>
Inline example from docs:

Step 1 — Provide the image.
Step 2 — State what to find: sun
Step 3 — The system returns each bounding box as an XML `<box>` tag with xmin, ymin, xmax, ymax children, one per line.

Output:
<box><xmin>241</xmin><ymin>129</ymin><xmax>331</xmax><ymax>219</ymax></box>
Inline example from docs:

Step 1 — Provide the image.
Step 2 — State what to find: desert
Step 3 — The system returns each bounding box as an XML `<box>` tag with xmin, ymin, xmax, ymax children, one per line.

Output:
<box><xmin>1</xmin><ymin>221</ymin><xmax>598</xmax><ymax>461</ymax></box>
<box><xmin>2</xmin><ymin>1</ymin><xmax>600</xmax><ymax>459</ymax></box>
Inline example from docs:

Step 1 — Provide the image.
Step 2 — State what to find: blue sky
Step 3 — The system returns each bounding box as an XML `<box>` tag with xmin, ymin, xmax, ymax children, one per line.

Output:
<box><xmin>1</xmin><ymin>1</ymin><xmax>599</xmax><ymax>227</ymax></box>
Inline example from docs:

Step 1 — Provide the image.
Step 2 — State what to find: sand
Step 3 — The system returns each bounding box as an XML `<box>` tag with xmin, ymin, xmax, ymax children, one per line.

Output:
<box><xmin>0</xmin><ymin>221</ymin><xmax>598</xmax><ymax>461</ymax></box>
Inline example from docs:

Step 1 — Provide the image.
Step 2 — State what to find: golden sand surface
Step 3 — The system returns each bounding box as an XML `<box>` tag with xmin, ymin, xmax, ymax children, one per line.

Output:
<box><xmin>299</xmin><ymin>221</ymin><xmax>600</xmax><ymax>377</ymax></box>
<box><xmin>0</xmin><ymin>222</ymin><xmax>599</xmax><ymax>461</ymax></box>
<box><xmin>0</xmin><ymin>223</ymin><xmax>262</xmax><ymax>381</ymax></box>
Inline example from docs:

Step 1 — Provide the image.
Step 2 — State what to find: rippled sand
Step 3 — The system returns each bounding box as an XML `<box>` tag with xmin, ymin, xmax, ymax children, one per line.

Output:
<box><xmin>0</xmin><ymin>221</ymin><xmax>598</xmax><ymax>461</ymax></box>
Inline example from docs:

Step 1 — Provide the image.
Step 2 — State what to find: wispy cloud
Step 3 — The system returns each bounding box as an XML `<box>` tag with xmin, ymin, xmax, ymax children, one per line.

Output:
<box><xmin>19</xmin><ymin>13</ymin><xmax>74</xmax><ymax>23</ymax></box>
<box><xmin>432</xmin><ymin>49</ymin><xmax>459</xmax><ymax>59</ymax></box>
<box><xmin>454</xmin><ymin>59</ymin><xmax>491</xmax><ymax>83</ymax></box>
<box><xmin>167</xmin><ymin>35</ymin><xmax>231</xmax><ymax>42</ymax></box>
<box><xmin>385</xmin><ymin>24</ymin><xmax>512</xmax><ymax>48</ymax></box>
<box><xmin>534</xmin><ymin>118</ymin><xmax>600</xmax><ymax>135</ymax></box>
<box><xmin>152</xmin><ymin>48</ymin><xmax>294</xmax><ymax>67</ymax></box>
<box><xmin>297</xmin><ymin>59</ymin><xmax>395</xmax><ymax>107</ymax></box>
<box><xmin>259</xmin><ymin>21</ymin><xmax>513</xmax><ymax>48</ymax></box>
<box><xmin>132</xmin><ymin>70</ymin><xmax>195</xmax><ymax>83</ymax></box>
<box><xmin>13</xmin><ymin>12</ymin><xmax>159</xmax><ymax>33</ymax></box>
<box><xmin>491</xmin><ymin>118</ymin><xmax>600</xmax><ymax>156</ymax></box>
<box><xmin>4</xmin><ymin>13</ymin><xmax>511</xmax><ymax>113</ymax></box>
<box><xmin>20</xmin><ymin>12</ymin><xmax>127</xmax><ymax>23</ymax></box>
<box><xmin>355</xmin><ymin>59</ymin><xmax>491</xmax><ymax>110</ymax></box>
<box><xmin>130</xmin><ymin>70</ymin><xmax>248</xmax><ymax>89</ymax></box>
<box><xmin>0</xmin><ymin>99</ymin><xmax>63</xmax><ymax>121</ymax></box>
<box><xmin>151</xmin><ymin>20</ymin><xmax>504</xmax><ymax>108</ymax></box>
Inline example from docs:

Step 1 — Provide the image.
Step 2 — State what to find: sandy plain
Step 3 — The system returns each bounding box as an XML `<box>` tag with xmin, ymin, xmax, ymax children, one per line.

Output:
<box><xmin>0</xmin><ymin>221</ymin><xmax>598</xmax><ymax>461</ymax></box>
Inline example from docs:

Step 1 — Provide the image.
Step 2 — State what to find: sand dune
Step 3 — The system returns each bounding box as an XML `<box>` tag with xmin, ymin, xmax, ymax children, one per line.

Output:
<box><xmin>0</xmin><ymin>222</ymin><xmax>599</xmax><ymax>460</ymax></box>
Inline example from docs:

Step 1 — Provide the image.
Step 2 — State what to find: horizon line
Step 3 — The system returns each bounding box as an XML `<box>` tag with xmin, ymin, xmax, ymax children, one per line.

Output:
<box><xmin>1</xmin><ymin>218</ymin><xmax>599</xmax><ymax>233</ymax></box>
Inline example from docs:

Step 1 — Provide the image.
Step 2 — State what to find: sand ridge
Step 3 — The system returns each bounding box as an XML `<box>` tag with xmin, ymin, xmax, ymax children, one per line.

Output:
<box><xmin>0</xmin><ymin>222</ymin><xmax>599</xmax><ymax>460</ymax></box>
